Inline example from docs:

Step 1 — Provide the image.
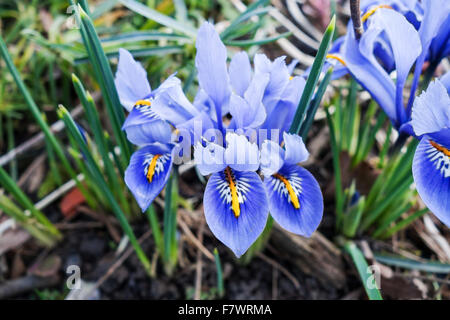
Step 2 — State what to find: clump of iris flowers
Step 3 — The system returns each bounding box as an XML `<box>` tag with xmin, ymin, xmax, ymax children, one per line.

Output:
<box><xmin>115</xmin><ymin>22</ymin><xmax>324</xmax><ymax>257</ymax></box>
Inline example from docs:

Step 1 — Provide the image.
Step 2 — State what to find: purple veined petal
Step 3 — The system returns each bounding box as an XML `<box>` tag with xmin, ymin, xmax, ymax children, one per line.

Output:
<box><xmin>283</xmin><ymin>132</ymin><xmax>309</xmax><ymax>164</ymax></box>
<box><xmin>261</xmin><ymin>99</ymin><xmax>296</xmax><ymax>134</ymax></box>
<box><xmin>342</xmin><ymin>24</ymin><xmax>397</xmax><ymax>125</ymax></box>
<box><xmin>122</xmin><ymin>101</ymin><xmax>172</xmax><ymax>145</ymax></box>
<box><xmin>371</xmin><ymin>8</ymin><xmax>421</xmax><ymax>124</ymax></box>
<box><xmin>114</xmin><ymin>48</ymin><xmax>151</xmax><ymax>112</ymax></box>
<box><xmin>193</xmin><ymin>141</ymin><xmax>226</xmax><ymax>176</ymax></box>
<box><xmin>260</xmin><ymin>140</ymin><xmax>285</xmax><ymax>177</ymax></box>
<box><xmin>264</xmin><ymin>164</ymin><xmax>323</xmax><ymax>237</ymax></box>
<box><xmin>224</xmin><ymin>133</ymin><xmax>259</xmax><ymax>172</ymax></box>
<box><xmin>195</xmin><ymin>22</ymin><xmax>231</xmax><ymax>117</ymax></box>
<box><xmin>413</xmin><ymin>131</ymin><xmax>450</xmax><ymax>227</ymax></box>
<box><xmin>243</xmin><ymin>73</ymin><xmax>269</xmax><ymax>122</ymax></box>
<box><xmin>124</xmin><ymin>143</ymin><xmax>175</xmax><ymax>212</ymax></box>
<box><xmin>229</xmin><ymin>51</ymin><xmax>252</xmax><ymax>97</ymax></box>
<box><xmin>440</xmin><ymin>71</ymin><xmax>450</xmax><ymax>94</ymax></box>
<box><xmin>203</xmin><ymin>169</ymin><xmax>269</xmax><ymax>257</ymax></box>
<box><xmin>411</xmin><ymin>80</ymin><xmax>450</xmax><ymax>137</ymax></box>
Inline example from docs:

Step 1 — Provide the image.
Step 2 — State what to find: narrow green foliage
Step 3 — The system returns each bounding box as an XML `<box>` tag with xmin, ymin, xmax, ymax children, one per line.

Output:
<box><xmin>214</xmin><ymin>248</ymin><xmax>225</xmax><ymax>298</ymax></box>
<box><xmin>163</xmin><ymin>168</ymin><xmax>179</xmax><ymax>275</ymax></box>
<box><xmin>74</xmin><ymin>4</ymin><xmax>132</xmax><ymax>163</ymax></box>
<box><xmin>58</xmin><ymin>105</ymin><xmax>152</xmax><ymax>276</ymax></box>
<box><xmin>344</xmin><ymin>242</ymin><xmax>383</xmax><ymax>300</ymax></box>
<box><xmin>289</xmin><ymin>15</ymin><xmax>336</xmax><ymax>135</ymax></box>
<box><xmin>146</xmin><ymin>205</ymin><xmax>164</xmax><ymax>255</ymax></box>
<box><xmin>374</xmin><ymin>253</ymin><xmax>450</xmax><ymax>273</ymax></box>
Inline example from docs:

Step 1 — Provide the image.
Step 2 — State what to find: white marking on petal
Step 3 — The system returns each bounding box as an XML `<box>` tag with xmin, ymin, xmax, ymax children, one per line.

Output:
<box><xmin>270</xmin><ymin>172</ymin><xmax>303</xmax><ymax>206</ymax></box>
<box><xmin>143</xmin><ymin>153</ymin><xmax>170</xmax><ymax>178</ymax></box>
<box><xmin>426</xmin><ymin>143</ymin><xmax>450</xmax><ymax>178</ymax></box>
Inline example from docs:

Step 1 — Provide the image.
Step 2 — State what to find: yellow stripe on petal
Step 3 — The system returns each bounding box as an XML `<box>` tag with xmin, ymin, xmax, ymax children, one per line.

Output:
<box><xmin>326</xmin><ymin>54</ymin><xmax>346</xmax><ymax>66</ymax></box>
<box><xmin>430</xmin><ymin>141</ymin><xmax>450</xmax><ymax>157</ymax></box>
<box><xmin>361</xmin><ymin>4</ymin><xmax>392</xmax><ymax>22</ymax></box>
<box><xmin>225</xmin><ymin>167</ymin><xmax>240</xmax><ymax>218</ymax></box>
<box><xmin>273</xmin><ymin>173</ymin><xmax>300</xmax><ymax>209</ymax></box>
<box><xmin>135</xmin><ymin>99</ymin><xmax>152</xmax><ymax>106</ymax></box>
<box><xmin>146</xmin><ymin>154</ymin><xmax>161</xmax><ymax>183</ymax></box>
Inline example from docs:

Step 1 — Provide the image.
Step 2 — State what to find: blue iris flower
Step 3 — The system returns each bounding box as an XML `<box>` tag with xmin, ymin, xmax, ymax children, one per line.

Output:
<box><xmin>410</xmin><ymin>79</ymin><xmax>450</xmax><ymax>227</ymax></box>
<box><xmin>193</xmin><ymin>22</ymin><xmax>323</xmax><ymax>257</ymax></box>
<box><xmin>115</xmin><ymin>48</ymin><xmax>193</xmax><ymax>211</ymax></box>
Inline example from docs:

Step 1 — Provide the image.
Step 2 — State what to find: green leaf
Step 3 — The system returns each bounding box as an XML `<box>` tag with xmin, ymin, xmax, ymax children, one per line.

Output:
<box><xmin>223</xmin><ymin>32</ymin><xmax>292</xmax><ymax>47</ymax></box>
<box><xmin>100</xmin><ymin>31</ymin><xmax>189</xmax><ymax>43</ymax></box>
<box><xmin>374</xmin><ymin>253</ymin><xmax>450</xmax><ymax>273</ymax></box>
<box><xmin>58</xmin><ymin>105</ymin><xmax>153</xmax><ymax>276</ymax></box>
<box><xmin>344</xmin><ymin>242</ymin><xmax>383</xmax><ymax>300</ymax></box>
<box><xmin>118</xmin><ymin>0</ymin><xmax>197</xmax><ymax>38</ymax></box>
<box><xmin>74</xmin><ymin>46</ymin><xmax>184</xmax><ymax>64</ymax></box>
<box><xmin>289</xmin><ymin>15</ymin><xmax>336</xmax><ymax>135</ymax></box>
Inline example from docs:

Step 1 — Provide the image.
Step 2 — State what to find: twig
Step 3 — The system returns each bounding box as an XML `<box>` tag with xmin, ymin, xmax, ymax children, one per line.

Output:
<box><xmin>256</xmin><ymin>252</ymin><xmax>300</xmax><ymax>290</ymax></box>
<box><xmin>350</xmin><ymin>0</ymin><xmax>363</xmax><ymax>40</ymax></box>
<box><xmin>177</xmin><ymin>215</ymin><xmax>214</xmax><ymax>261</ymax></box>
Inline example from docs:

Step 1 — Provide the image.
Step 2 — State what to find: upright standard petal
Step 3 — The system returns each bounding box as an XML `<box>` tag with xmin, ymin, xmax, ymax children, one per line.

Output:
<box><xmin>114</xmin><ymin>48</ymin><xmax>151</xmax><ymax>112</ymax></box>
<box><xmin>224</xmin><ymin>133</ymin><xmax>259</xmax><ymax>172</ymax></box>
<box><xmin>283</xmin><ymin>132</ymin><xmax>309</xmax><ymax>164</ymax></box>
<box><xmin>264</xmin><ymin>164</ymin><xmax>323</xmax><ymax>237</ymax></box>
<box><xmin>193</xmin><ymin>141</ymin><xmax>226</xmax><ymax>176</ymax></box>
<box><xmin>195</xmin><ymin>22</ymin><xmax>231</xmax><ymax>115</ymax></box>
<box><xmin>260</xmin><ymin>140</ymin><xmax>285</xmax><ymax>177</ymax></box>
<box><xmin>411</xmin><ymin>80</ymin><xmax>450</xmax><ymax>136</ymax></box>
<box><xmin>203</xmin><ymin>169</ymin><xmax>269</xmax><ymax>257</ymax></box>
<box><xmin>413</xmin><ymin>130</ymin><xmax>450</xmax><ymax>227</ymax></box>
<box><xmin>124</xmin><ymin>143</ymin><xmax>174</xmax><ymax>211</ymax></box>
<box><xmin>371</xmin><ymin>9</ymin><xmax>421</xmax><ymax>124</ymax></box>
<box><xmin>229</xmin><ymin>51</ymin><xmax>252</xmax><ymax>97</ymax></box>
<box><xmin>122</xmin><ymin>100</ymin><xmax>172</xmax><ymax>145</ymax></box>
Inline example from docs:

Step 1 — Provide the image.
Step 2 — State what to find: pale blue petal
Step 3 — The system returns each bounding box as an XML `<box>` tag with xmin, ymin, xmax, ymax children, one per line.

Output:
<box><xmin>224</xmin><ymin>133</ymin><xmax>259</xmax><ymax>172</ymax></box>
<box><xmin>411</xmin><ymin>80</ymin><xmax>450</xmax><ymax>136</ymax></box>
<box><xmin>114</xmin><ymin>48</ymin><xmax>151</xmax><ymax>112</ymax></box>
<box><xmin>229</xmin><ymin>51</ymin><xmax>252</xmax><ymax>96</ymax></box>
<box><xmin>193</xmin><ymin>141</ymin><xmax>226</xmax><ymax>176</ymax></box>
<box><xmin>260</xmin><ymin>140</ymin><xmax>285</xmax><ymax>177</ymax></box>
<box><xmin>283</xmin><ymin>132</ymin><xmax>309</xmax><ymax>164</ymax></box>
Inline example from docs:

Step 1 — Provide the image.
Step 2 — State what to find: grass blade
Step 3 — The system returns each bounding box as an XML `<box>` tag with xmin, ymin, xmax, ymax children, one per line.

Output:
<box><xmin>344</xmin><ymin>242</ymin><xmax>383</xmax><ymax>300</ymax></box>
<box><xmin>374</xmin><ymin>253</ymin><xmax>450</xmax><ymax>273</ymax></box>
<box><xmin>289</xmin><ymin>15</ymin><xmax>336</xmax><ymax>135</ymax></box>
<box><xmin>214</xmin><ymin>248</ymin><xmax>225</xmax><ymax>298</ymax></box>
<box><xmin>57</xmin><ymin>105</ymin><xmax>152</xmax><ymax>276</ymax></box>
<box><xmin>118</xmin><ymin>0</ymin><xmax>197</xmax><ymax>38</ymax></box>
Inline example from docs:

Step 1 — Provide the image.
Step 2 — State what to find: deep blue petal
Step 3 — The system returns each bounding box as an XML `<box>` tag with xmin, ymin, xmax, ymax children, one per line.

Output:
<box><xmin>122</xmin><ymin>101</ymin><xmax>172</xmax><ymax>145</ymax></box>
<box><xmin>203</xmin><ymin>169</ymin><xmax>269</xmax><ymax>257</ymax></box>
<box><xmin>124</xmin><ymin>143</ymin><xmax>174</xmax><ymax>212</ymax></box>
<box><xmin>413</xmin><ymin>133</ymin><xmax>450</xmax><ymax>227</ymax></box>
<box><xmin>114</xmin><ymin>48</ymin><xmax>151</xmax><ymax>112</ymax></box>
<box><xmin>264</xmin><ymin>164</ymin><xmax>323</xmax><ymax>237</ymax></box>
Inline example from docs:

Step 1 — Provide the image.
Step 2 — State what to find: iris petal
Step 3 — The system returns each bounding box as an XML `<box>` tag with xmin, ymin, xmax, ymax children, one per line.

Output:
<box><xmin>224</xmin><ymin>133</ymin><xmax>260</xmax><ymax>172</ymax></box>
<box><xmin>114</xmin><ymin>48</ymin><xmax>151</xmax><ymax>112</ymax></box>
<box><xmin>413</xmin><ymin>132</ymin><xmax>450</xmax><ymax>227</ymax></box>
<box><xmin>203</xmin><ymin>169</ymin><xmax>269</xmax><ymax>257</ymax></box>
<box><xmin>411</xmin><ymin>80</ymin><xmax>450</xmax><ymax>137</ymax></box>
<box><xmin>283</xmin><ymin>132</ymin><xmax>309</xmax><ymax>164</ymax></box>
<box><xmin>195</xmin><ymin>22</ymin><xmax>231</xmax><ymax>116</ymax></box>
<box><xmin>264</xmin><ymin>164</ymin><xmax>323</xmax><ymax>237</ymax></box>
<box><xmin>229</xmin><ymin>51</ymin><xmax>252</xmax><ymax>97</ymax></box>
<box><xmin>260</xmin><ymin>140</ymin><xmax>284</xmax><ymax>177</ymax></box>
<box><xmin>124</xmin><ymin>143</ymin><xmax>174</xmax><ymax>212</ymax></box>
<box><xmin>122</xmin><ymin>101</ymin><xmax>172</xmax><ymax>145</ymax></box>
